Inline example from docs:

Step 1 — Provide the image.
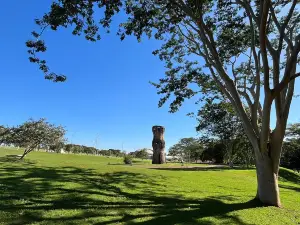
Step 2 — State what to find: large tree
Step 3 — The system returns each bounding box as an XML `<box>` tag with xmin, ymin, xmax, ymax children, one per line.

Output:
<box><xmin>27</xmin><ymin>0</ymin><xmax>300</xmax><ymax>206</ymax></box>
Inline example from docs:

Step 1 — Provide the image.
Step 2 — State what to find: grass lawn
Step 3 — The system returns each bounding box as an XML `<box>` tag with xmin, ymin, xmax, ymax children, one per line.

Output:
<box><xmin>0</xmin><ymin>148</ymin><xmax>299</xmax><ymax>225</ymax></box>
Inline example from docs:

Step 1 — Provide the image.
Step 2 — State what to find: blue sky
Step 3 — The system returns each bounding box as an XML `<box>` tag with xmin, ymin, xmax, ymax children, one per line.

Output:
<box><xmin>0</xmin><ymin>1</ymin><xmax>299</xmax><ymax>152</ymax></box>
<box><xmin>0</xmin><ymin>0</ymin><xmax>200</xmax><ymax>152</ymax></box>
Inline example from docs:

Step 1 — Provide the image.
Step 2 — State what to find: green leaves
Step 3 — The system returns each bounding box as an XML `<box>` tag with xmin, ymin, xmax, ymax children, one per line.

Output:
<box><xmin>196</xmin><ymin>101</ymin><xmax>244</xmax><ymax>141</ymax></box>
<box><xmin>286</xmin><ymin>123</ymin><xmax>300</xmax><ymax>139</ymax></box>
<box><xmin>4</xmin><ymin>118</ymin><xmax>66</xmax><ymax>153</ymax></box>
<box><xmin>168</xmin><ymin>137</ymin><xmax>203</xmax><ymax>162</ymax></box>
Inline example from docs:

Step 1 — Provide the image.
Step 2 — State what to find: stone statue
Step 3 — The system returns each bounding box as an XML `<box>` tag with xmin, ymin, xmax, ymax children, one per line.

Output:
<box><xmin>152</xmin><ymin>125</ymin><xmax>166</xmax><ymax>164</ymax></box>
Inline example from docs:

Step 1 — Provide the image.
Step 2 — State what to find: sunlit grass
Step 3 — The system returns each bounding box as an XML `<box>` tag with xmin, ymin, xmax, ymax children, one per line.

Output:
<box><xmin>0</xmin><ymin>147</ymin><xmax>299</xmax><ymax>225</ymax></box>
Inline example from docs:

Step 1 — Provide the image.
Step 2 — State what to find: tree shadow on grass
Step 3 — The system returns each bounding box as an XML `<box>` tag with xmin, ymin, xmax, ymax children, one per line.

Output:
<box><xmin>278</xmin><ymin>168</ymin><xmax>300</xmax><ymax>184</ymax></box>
<box><xmin>149</xmin><ymin>166</ymin><xmax>254</xmax><ymax>172</ymax></box>
<box><xmin>279</xmin><ymin>184</ymin><xmax>300</xmax><ymax>192</ymax></box>
<box><xmin>0</xmin><ymin>156</ymin><xmax>36</xmax><ymax>165</ymax></box>
<box><xmin>0</xmin><ymin>163</ymin><xmax>262</xmax><ymax>225</ymax></box>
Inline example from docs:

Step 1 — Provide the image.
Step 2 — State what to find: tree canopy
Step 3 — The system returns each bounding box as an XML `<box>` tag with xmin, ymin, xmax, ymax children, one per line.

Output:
<box><xmin>168</xmin><ymin>137</ymin><xmax>203</xmax><ymax>162</ymax></box>
<box><xmin>27</xmin><ymin>0</ymin><xmax>300</xmax><ymax>206</ymax></box>
<box><xmin>5</xmin><ymin>118</ymin><xmax>66</xmax><ymax>159</ymax></box>
<box><xmin>196</xmin><ymin>101</ymin><xmax>253</xmax><ymax>166</ymax></box>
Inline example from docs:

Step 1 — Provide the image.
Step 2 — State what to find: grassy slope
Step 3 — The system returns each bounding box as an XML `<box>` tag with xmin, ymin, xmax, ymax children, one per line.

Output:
<box><xmin>0</xmin><ymin>148</ymin><xmax>299</xmax><ymax>225</ymax></box>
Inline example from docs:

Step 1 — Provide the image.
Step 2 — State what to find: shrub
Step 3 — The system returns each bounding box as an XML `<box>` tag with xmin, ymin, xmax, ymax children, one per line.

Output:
<box><xmin>123</xmin><ymin>155</ymin><xmax>132</xmax><ymax>165</ymax></box>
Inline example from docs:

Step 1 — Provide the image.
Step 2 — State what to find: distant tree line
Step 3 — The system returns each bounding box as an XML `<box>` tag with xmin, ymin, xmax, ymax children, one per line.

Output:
<box><xmin>169</xmin><ymin>102</ymin><xmax>300</xmax><ymax>170</ymax></box>
<box><xmin>63</xmin><ymin>144</ymin><xmax>125</xmax><ymax>157</ymax></box>
<box><xmin>168</xmin><ymin>102</ymin><xmax>254</xmax><ymax>167</ymax></box>
<box><xmin>63</xmin><ymin>144</ymin><xmax>97</xmax><ymax>155</ymax></box>
<box><xmin>128</xmin><ymin>148</ymin><xmax>149</xmax><ymax>160</ymax></box>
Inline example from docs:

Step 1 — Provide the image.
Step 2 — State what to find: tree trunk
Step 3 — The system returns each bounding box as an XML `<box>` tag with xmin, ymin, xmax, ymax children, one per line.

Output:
<box><xmin>255</xmin><ymin>150</ymin><xmax>281</xmax><ymax>207</ymax></box>
<box><xmin>19</xmin><ymin>148</ymin><xmax>33</xmax><ymax>160</ymax></box>
<box><xmin>228</xmin><ymin>141</ymin><xmax>234</xmax><ymax>168</ymax></box>
<box><xmin>19</xmin><ymin>151</ymin><xmax>27</xmax><ymax>160</ymax></box>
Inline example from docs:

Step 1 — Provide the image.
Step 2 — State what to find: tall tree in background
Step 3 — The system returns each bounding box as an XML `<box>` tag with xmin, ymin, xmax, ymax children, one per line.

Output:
<box><xmin>27</xmin><ymin>0</ymin><xmax>300</xmax><ymax>206</ymax></box>
<box><xmin>196</xmin><ymin>101</ymin><xmax>253</xmax><ymax>166</ymax></box>
<box><xmin>281</xmin><ymin>123</ymin><xmax>300</xmax><ymax>171</ymax></box>
<box><xmin>135</xmin><ymin>148</ymin><xmax>149</xmax><ymax>160</ymax></box>
<box><xmin>285</xmin><ymin>122</ymin><xmax>300</xmax><ymax>139</ymax></box>
<box><xmin>168</xmin><ymin>137</ymin><xmax>203</xmax><ymax>162</ymax></box>
<box><xmin>0</xmin><ymin>126</ymin><xmax>10</xmax><ymax>145</ymax></box>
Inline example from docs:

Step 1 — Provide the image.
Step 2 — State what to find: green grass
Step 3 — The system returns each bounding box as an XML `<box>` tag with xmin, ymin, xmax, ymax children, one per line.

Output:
<box><xmin>0</xmin><ymin>148</ymin><xmax>299</xmax><ymax>225</ymax></box>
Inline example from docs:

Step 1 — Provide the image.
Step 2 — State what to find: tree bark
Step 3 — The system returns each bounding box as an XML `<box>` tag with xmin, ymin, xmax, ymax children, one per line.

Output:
<box><xmin>255</xmin><ymin>148</ymin><xmax>281</xmax><ymax>207</ymax></box>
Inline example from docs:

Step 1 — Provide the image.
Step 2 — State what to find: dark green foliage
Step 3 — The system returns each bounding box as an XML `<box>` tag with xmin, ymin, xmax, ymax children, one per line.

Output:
<box><xmin>281</xmin><ymin>140</ymin><xmax>300</xmax><ymax>170</ymax></box>
<box><xmin>196</xmin><ymin>101</ymin><xmax>240</xmax><ymax>140</ymax></box>
<box><xmin>201</xmin><ymin>142</ymin><xmax>226</xmax><ymax>164</ymax></box>
<box><xmin>281</xmin><ymin>123</ymin><xmax>300</xmax><ymax>170</ymax></box>
<box><xmin>107</xmin><ymin>149</ymin><xmax>124</xmax><ymax>157</ymax></box>
<box><xmin>123</xmin><ymin>154</ymin><xmax>133</xmax><ymax>165</ymax></box>
<box><xmin>197</xmin><ymin>101</ymin><xmax>254</xmax><ymax>166</ymax></box>
<box><xmin>63</xmin><ymin>144</ymin><xmax>125</xmax><ymax>156</ymax></box>
<box><xmin>64</xmin><ymin>144</ymin><xmax>99</xmax><ymax>155</ymax></box>
<box><xmin>103</xmin><ymin>149</ymin><xmax>124</xmax><ymax>157</ymax></box>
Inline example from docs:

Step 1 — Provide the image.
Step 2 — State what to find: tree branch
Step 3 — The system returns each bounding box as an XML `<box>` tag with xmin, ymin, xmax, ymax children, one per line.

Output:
<box><xmin>269</xmin><ymin>3</ymin><xmax>295</xmax><ymax>52</ymax></box>
<box><xmin>273</xmin><ymin>45</ymin><xmax>300</xmax><ymax>96</ymax></box>
<box><xmin>260</xmin><ymin>0</ymin><xmax>271</xmax><ymax>92</ymax></box>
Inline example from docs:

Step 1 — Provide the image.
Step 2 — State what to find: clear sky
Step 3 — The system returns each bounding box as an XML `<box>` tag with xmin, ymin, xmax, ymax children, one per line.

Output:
<box><xmin>0</xmin><ymin>1</ymin><xmax>299</xmax><ymax>152</ymax></box>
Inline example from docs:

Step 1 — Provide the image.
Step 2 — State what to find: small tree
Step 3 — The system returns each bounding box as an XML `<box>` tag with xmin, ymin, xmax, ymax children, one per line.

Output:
<box><xmin>123</xmin><ymin>154</ymin><xmax>133</xmax><ymax>165</ymax></box>
<box><xmin>169</xmin><ymin>138</ymin><xmax>203</xmax><ymax>163</ymax></box>
<box><xmin>135</xmin><ymin>149</ymin><xmax>149</xmax><ymax>160</ymax></box>
<box><xmin>8</xmin><ymin>118</ymin><xmax>66</xmax><ymax>159</ymax></box>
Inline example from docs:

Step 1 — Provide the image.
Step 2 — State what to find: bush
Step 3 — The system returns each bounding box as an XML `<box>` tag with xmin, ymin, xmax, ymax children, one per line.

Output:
<box><xmin>123</xmin><ymin>155</ymin><xmax>133</xmax><ymax>165</ymax></box>
<box><xmin>281</xmin><ymin>140</ymin><xmax>300</xmax><ymax>170</ymax></box>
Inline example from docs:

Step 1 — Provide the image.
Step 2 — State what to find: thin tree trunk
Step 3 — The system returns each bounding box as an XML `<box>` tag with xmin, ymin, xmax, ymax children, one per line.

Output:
<box><xmin>227</xmin><ymin>141</ymin><xmax>234</xmax><ymax>168</ymax></box>
<box><xmin>19</xmin><ymin>148</ymin><xmax>32</xmax><ymax>160</ymax></box>
<box><xmin>19</xmin><ymin>151</ymin><xmax>28</xmax><ymax>160</ymax></box>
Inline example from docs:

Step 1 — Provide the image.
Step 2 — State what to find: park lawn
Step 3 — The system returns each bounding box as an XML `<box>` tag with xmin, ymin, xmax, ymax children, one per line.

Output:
<box><xmin>0</xmin><ymin>148</ymin><xmax>299</xmax><ymax>225</ymax></box>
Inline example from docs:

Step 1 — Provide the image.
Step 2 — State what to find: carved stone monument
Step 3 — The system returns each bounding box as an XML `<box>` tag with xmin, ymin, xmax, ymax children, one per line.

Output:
<box><xmin>152</xmin><ymin>125</ymin><xmax>166</xmax><ymax>164</ymax></box>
